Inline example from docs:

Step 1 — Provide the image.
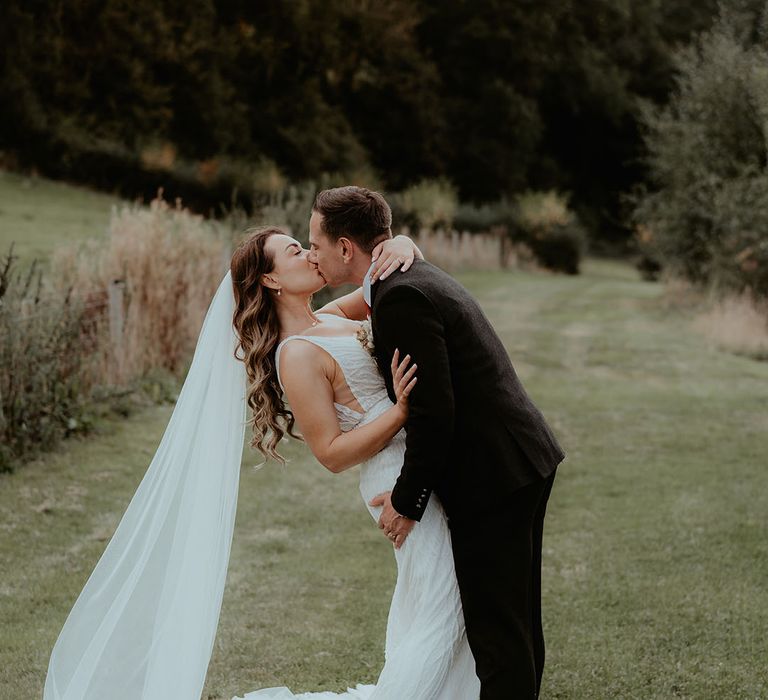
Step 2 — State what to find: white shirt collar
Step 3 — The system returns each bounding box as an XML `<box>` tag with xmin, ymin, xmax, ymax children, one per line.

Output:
<box><xmin>363</xmin><ymin>258</ymin><xmax>377</xmax><ymax>307</ymax></box>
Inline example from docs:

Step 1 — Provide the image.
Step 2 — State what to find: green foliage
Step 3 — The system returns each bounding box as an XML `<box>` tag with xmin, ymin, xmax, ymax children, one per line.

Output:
<box><xmin>453</xmin><ymin>199</ymin><xmax>516</xmax><ymax>233</ymax></box>
<box><xmin>633</xmin><ymin>1</ymin><xmax>768</xmax><ymax>298</ymax></box>
<box><xmin>249</xmin><ymin>182</ymin><xmax>319</xmax><ymax>244</ymax></box>
<box><xmin>390</xmin><ymin>179</ymin><xmax>458</xmax><ymax>230</ymax></box>
<box><xmin>0</xmin><ymin>248</ymin><xmax>94</xmax><ymax>471</ymax></box>
<box><xmin>0</xmin><ymin>0</ymin><xmax>731</xmax><ymax>243</ymax></box>
<box><xmin>514</xmin><ymin>191</ymin><xmax>587</xmax><ymax>275</ymax></box>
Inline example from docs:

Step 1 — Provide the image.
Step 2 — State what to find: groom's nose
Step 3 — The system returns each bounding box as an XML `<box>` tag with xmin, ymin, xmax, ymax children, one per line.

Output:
<box><xmin>307</xmin><ymin>249</ymin><xmax>318</xmax><ymax>264</ymax></box>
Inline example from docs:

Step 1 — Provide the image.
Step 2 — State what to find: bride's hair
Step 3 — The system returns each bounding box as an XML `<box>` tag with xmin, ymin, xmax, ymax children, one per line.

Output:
<box><xmin>230</xmin><ymin>226</ymin><xmax>302</xmax><ymax>464</ymax></box>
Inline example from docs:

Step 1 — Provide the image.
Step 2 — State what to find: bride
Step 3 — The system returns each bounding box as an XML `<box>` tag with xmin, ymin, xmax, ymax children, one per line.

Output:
<box><xmin>43</xmin><ymin>227</ymin><xmax>480</xmax><ymax>700</ymax></box>
<box><xmin>228</xmin><ymin>227</ymin><xmax>480</xmax><ymax>699</ymax></box>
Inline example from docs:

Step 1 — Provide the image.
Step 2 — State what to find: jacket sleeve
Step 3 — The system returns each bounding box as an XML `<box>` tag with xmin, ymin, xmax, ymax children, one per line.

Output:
<box><xmin>374</xmin><ymin>284</ymin><xmax>454</xmax><ymax>521</ymax></box>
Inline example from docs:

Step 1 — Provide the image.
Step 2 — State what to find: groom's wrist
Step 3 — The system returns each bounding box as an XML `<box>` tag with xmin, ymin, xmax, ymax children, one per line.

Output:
<box><xmin>391</xmin><ymin>481</ymin><xmax>430</xmax><ymax>522</ymax></box>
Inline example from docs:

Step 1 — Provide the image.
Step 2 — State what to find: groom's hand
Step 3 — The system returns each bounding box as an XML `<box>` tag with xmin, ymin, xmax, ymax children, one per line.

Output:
<box><xmin>369</xmin><ymin>491</ymin><xmax>416</xmax><ymax>549</ymax></box>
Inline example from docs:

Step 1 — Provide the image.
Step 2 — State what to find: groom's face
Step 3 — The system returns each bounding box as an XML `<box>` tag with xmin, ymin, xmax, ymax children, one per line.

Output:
<box><xmin>308</xmin><ymin>210</ymin><xmax>352</xmax><ymax>287</ymax></box>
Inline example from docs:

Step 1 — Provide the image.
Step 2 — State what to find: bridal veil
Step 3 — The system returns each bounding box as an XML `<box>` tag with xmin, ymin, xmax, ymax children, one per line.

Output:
<box><xmin>44</xmin><ymin>271</ymin><xmax>247</xmax><ymax>699</ymax></box>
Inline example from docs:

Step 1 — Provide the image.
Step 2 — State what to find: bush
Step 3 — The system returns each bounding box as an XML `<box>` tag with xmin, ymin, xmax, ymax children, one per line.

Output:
<box><xmin>0</xmin><ymin>248</ymin><xmax>95</xmax><ymax>471</ymax></box>
<box><xmin>453</xmin><ymin>198</ymin><xmax>517</xmax><ymax>233</ymax></box>
<box><xmin>250</xmin><ymin>182</ymin><xmax>319</xmax><ymax>245</ymax></box>
<box><xmin>390</xmin><ymin>179</ymin><xmax>458</xmax><ymax>230</ymax></box>
<box><xmin>631</xmin><ymin>4</ymin><xmax>768</xmax><ymax>298</ymax></box>
<box><xmin>514</xmin><ymin>190</ymin><xmax>587</xmax><ymax>274</ymax></box>
<box><xmin>636</xmin><ymin>254</ymin><xmax>663</xmax><ymax>282</ymax></box>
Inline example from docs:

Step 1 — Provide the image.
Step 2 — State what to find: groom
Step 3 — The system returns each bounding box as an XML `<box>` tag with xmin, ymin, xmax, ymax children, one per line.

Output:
<box><xmin>308</xmin><ymin>186</ymin><xmax>565</xmax><ymax>699</ymax></box>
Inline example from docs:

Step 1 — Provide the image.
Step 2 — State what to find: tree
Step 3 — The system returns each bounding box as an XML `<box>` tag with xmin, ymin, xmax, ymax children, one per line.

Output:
<box><xmin>633</xmin><ymin>0</ymin><xmax>768</xmax><ymax>298</ymax></box>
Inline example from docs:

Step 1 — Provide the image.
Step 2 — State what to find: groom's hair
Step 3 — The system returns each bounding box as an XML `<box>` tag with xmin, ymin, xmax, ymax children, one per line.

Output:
<box><xmin>312</xmin><ymin>186</ymin><xmax>392</xmax><ymax>253</ymax></box>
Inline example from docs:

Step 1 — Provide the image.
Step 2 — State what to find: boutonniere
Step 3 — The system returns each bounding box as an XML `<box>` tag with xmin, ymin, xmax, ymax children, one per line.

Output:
<box><xmin>355</xmin><ymin>319</ymin><xmax>375</xmax><ymax>356</ymax></box>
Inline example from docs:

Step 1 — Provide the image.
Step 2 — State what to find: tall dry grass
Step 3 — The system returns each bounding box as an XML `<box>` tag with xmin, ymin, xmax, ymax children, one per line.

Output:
<box><xmin>692</xmin><ymin>292</ymin><xmax>768</xmax><ymax>359</ymax></box>
<box><xmin>3</xmin><ymin>195</ymin><xmax>232</xmax><ymax>470</ymax></box>
<box><xmin>664</xmin><ymin>277</ymin><xmax>768</xmax><ymax>359</ymax></box>
<box><xmin>410</xmin><ymin>227</ymin><xmax>506</xmax><ymax>271</ymax></box>
<box><xmin>52</xmin><ymin>196</ymin><xmax>230</xmax><ymax>384</ymax></box>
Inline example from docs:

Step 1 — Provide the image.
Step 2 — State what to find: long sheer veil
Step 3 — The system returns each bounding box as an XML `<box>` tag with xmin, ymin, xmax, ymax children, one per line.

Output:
<box><xmin>44</xmin><ymin>271</ymin><xmax>247</xmax><ymax>699</ymax></box>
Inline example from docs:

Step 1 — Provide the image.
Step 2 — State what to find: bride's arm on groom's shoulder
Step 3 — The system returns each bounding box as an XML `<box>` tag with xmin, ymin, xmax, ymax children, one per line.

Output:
<box><xmin>371</xmin><ymin>234</ymin><xmax>424</xmax><ymax>283</ymax></box>
<box><xmin>279</xmin><ymin>340</ymin><xmax>417</xmax><ymax>474</ymax></box>
<box><xmin>314</xmin><ymin>235</ymin><xmax>424</xmax><ymax>321</ymax></box>
<box><xmin>315</xmin><ymin>287</ymin><xmax>369</xmax><ymax>321</ymax></box>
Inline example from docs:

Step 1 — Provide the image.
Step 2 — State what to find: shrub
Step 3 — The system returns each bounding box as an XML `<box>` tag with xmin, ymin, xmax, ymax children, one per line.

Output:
<box><xmin>214</xmin><ymin>156</ymin><xmax>288</xmax><ymax>198</ymax></box>
<box><xmin>390</xmin><ymin>179</ymin><xmax>458</xmax><ymax>230</ymax></box>
<box><xmin>514</xmin><ymin>190</ymin><xmax>587</xmax><ymax>274</ymax></box>
<box><xmin>633</xmin><ymin>224</ymin><xmax>664</xmax><ymax>281</ymax></box>
<box><xmin>453</xmin><ymin>198</ymin><xmax>516</xmax><ymax>233</ymax></box>
<box><xmin>250</xmin><ymin>182</ymin><xmax>319</xmax><ymax>245</ymax></box>
<box><xmin>632</xmin><ymin>4</ymin><xmax>768</xmax><ymax>299</ymax></box>
<box><xmin>0</xmin><ymin>248</ymin><xmax>95</xmax><ymax>471</ymax></box>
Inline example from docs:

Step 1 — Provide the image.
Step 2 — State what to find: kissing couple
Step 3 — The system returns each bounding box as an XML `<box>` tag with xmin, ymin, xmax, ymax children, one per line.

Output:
<box><xmin>44</xmin><ymin>186</ymin><xmax>565</xmax><ymax>700</ymax></box>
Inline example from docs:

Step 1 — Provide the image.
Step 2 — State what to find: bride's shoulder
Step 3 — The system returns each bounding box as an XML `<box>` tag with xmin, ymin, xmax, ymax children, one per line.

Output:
<box><xmin>276</xmin><ymin>337</ymin><xmax>328</xmax><ymax>372</ymax></box>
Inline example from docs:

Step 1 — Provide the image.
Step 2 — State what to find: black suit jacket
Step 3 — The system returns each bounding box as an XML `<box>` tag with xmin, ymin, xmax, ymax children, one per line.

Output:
<box><xmin>370</xmin><ymin>260</ymin><xmax>565</xmax><ymax>522</ymax></box>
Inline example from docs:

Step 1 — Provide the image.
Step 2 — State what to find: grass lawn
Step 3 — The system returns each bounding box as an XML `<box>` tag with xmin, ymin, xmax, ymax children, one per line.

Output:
<box><xmin>1</xmin><ymin>259</ymin><xmax>766</xmax><ymax>699</ymax></box>
<box><xmin>0</xmin><ymin>170</ymin><xmax>122</xmax><ymax>268</ymax></box>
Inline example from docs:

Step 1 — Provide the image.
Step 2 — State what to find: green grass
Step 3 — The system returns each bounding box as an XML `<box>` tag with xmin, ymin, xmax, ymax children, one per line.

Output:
<box><xmin>1</xmin><ymin>258</ymin><xmax>766</xmax><ymax>699</ymax></box>
<box><xmin>0</xmin><ymin>170</ymin><xmax>122</xmax><ymax>268</ymax></box>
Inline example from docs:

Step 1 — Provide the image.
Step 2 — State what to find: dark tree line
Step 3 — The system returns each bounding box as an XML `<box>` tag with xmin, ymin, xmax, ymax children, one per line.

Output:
<box><xmin>0</xmin><ymin>0</ymin><xmax>721</xmax><ymax>242</ymax></box>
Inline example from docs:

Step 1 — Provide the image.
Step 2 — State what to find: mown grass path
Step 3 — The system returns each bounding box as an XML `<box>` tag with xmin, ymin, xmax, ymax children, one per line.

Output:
<box><xmin>1</xmin><ymin>260</ymin><xmax>766</xmax><ymax>699</ymax></box>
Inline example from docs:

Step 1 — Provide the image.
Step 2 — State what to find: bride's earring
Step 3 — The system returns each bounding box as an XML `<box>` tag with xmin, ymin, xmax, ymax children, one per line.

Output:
<box><xmin>277</xmin><ymin>288</ymin><xmax>282</xmax><ymax>296</ymax></box>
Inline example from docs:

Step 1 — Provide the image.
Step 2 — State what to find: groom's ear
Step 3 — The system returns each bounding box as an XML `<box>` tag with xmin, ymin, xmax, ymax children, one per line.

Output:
<box><xmin>338</xmin><ymin>236</ymin><xmax>356</xmax><ymax>264</ymax></box>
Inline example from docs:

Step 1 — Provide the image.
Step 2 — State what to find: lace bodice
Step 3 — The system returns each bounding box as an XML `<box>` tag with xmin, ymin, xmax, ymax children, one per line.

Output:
<box><xmin>274</xmin><ymin>315</ymin><xmax>392</xmax><ymax>431</ymax></box>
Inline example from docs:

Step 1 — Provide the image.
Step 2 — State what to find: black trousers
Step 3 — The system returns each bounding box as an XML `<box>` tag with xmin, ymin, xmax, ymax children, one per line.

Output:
<box><xmin>449</xmin><ymin>470</ymin><xmax>556</xmax><ymax>700</ymax></box>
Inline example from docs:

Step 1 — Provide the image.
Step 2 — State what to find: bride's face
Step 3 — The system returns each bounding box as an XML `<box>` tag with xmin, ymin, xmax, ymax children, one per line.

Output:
<box><xmin>263</xmin><ymin>233</ymin><xmax>326</xmax><ymax>296</ymax></box>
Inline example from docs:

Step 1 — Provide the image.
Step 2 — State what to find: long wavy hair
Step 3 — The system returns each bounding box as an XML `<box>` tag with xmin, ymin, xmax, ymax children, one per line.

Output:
<box><xmin>230</xmin><ymin>226</ymin><xmax>302</xmax><ymax>464</ymax></box>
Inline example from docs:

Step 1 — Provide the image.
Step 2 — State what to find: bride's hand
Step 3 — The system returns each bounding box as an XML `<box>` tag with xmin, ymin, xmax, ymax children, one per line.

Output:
<box><xmin>371</xmin><ymin>235</ymin><xmax>424</xmax><ymax>283</ymax></box>
<box><xmin>391</xmin><ymin>348</ymin><xmax>418</xmax><ymax>417</ymax></box>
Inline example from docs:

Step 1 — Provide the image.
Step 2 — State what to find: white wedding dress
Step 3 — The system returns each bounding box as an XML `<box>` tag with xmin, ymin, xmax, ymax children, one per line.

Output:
<box><xmin>233</xmin><ymin>316</ymin><xmax>481</xmax><ymax>700</ymax></box>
